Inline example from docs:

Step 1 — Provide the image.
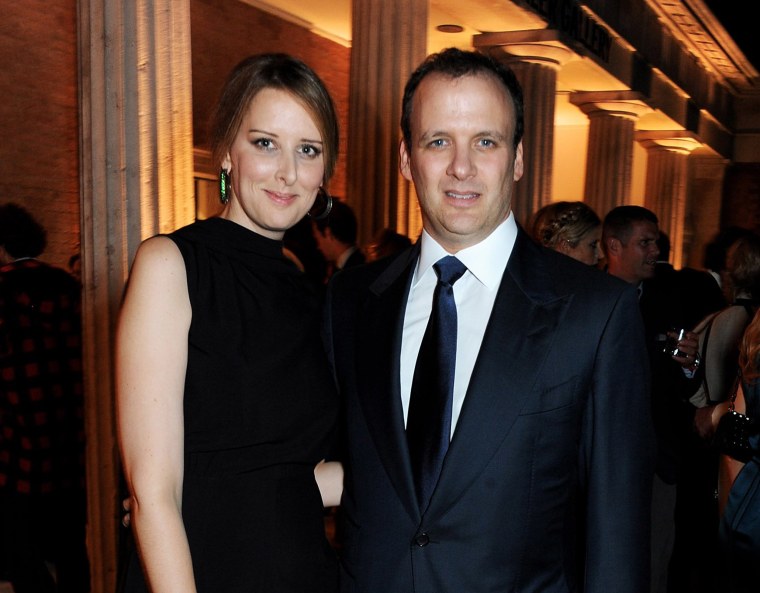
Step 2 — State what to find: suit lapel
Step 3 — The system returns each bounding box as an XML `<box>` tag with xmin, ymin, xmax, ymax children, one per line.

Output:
<box><xmin>353</xmin><ymin>232</ymin><xmax>572</xmax><ymax>521</ymax></box>
<box><xmin>355</xmin><ymin>246</ymin><xmax>420</xmax><ymax>521</ymax></box>
<box><xmin>427</xmin><ymin>231</ymin><xmax>572</xmax><ymax>516</ymax></box>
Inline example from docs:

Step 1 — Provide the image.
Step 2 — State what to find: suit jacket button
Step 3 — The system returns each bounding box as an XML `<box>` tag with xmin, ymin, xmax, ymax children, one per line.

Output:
<box><xmin>414</xmin><ymin>533</ymin><xmax>430</xmax><ymax>547</ymax></box>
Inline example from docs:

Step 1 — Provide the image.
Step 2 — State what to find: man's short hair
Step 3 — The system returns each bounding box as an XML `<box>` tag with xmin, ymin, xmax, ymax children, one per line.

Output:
<box><xmin>401</xmin><ymin>47</ymin><xmax>524</xmax><ymax>151</ymax></box>
<box><xmin>602</xmin><ymin>205</ymin><xmax>658</xmax><ymax>247</ymax></box>
<box><xmin>0</xmin><ymin>203</ymin><xmax>47</xmax><ymax>259</ymax></box>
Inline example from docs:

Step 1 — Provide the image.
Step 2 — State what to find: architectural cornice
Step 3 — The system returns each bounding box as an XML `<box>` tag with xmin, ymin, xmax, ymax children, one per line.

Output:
<box><xmin>647</xmin><ymin>0</ymin><xmax>759</xmax><ymax>94</ymax></box>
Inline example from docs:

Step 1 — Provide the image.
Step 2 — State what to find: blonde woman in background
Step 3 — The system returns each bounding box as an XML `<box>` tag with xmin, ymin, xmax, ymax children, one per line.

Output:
<box><xmin>530</xmin><ymin>200</ymin><xmax>603</xmax><ymax>266</ymax></box>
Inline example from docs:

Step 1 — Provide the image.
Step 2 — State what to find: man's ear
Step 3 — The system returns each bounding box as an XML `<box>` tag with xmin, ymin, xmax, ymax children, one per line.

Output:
<box><xmin>399</xmin><ymin>139</ymin><xmax>413</xmax><ymax>182</ymax></box>
<box><xmin>513</xmin><ymin>141</ymin><xmax>524</xmax><ymax>182</ymax></box>
<box><xmin>605</xmin><ymin>237</ymin><xmax>621</xmax><ymax>255</ymax></box>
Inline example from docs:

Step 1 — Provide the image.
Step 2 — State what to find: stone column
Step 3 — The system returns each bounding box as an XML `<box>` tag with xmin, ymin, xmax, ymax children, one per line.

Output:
<box><xmin>348</xmin><ymin>0</ymin><xmax>427</xmax><ymax>243</ymax></box>
<box><xmin>636</xmin><ymin>131</ymin><xmax>702</xmax><ymax>268</ymax></box>
<box><xmin>686</xmin><ymin>150</ymin><xmax>728</xmax><ymax>268</ymax></box>
<box><xmin>570</xmin><ymin>91</ymin><xmax>651</xmax><ymax>217</ymax></box>
<box><xmin>475</xmin><ymin>30</ymin><xmax>573</xmax><ymax>226</ymax></box>
<box><xmin>77</xmin><ymin>1</ymin><xmax>194</xmax><ymax>591</ymax></box>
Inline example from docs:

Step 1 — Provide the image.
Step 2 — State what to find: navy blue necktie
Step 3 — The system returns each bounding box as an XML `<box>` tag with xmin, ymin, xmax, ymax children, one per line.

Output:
<box><xmin>407</xmin><ymin>255</ymin><xmax>467</xmax><ymax>510</ymax></box>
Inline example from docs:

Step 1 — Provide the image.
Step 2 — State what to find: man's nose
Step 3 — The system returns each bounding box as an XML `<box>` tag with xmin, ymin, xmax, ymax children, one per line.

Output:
<box><xmin>446</xmin><ymin>146</ymin><xmax>476</xmax><ymax>180</ymax></box>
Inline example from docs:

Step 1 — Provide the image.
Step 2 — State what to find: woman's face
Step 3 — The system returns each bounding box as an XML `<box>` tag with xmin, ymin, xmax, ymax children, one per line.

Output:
<box><xmin>222</xmin><ymin>88</ymin><xmax>325</xmax><ymax>240</ymax></box>
<box><xmin>559</xmin><ymin>226</ymin><xmax>603</xmax><ymax>266</ymax></box>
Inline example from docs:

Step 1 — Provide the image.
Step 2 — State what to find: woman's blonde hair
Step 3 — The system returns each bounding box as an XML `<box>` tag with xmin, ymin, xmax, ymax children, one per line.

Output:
<box><xmin>530</xmin><ymin>201</ymin><xmax>600</xmax><ymax>249</ymax></box>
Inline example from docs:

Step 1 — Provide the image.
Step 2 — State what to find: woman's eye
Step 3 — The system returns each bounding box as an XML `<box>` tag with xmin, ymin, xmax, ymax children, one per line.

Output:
<box><xmin>253</xmin><ymin>138</ymin><xmax>274</xmax><ymax>150</ymax></box>
<box><xmin>300</xmin><ymin>144</ymin><xmax>323</xmax><ymax>158</ymax></box>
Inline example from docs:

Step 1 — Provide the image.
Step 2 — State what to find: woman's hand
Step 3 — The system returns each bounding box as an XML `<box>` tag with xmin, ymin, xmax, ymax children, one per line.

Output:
<box><xmin>122</xmin><ymin>496</ymin><xmax>132</xmax><ymax>528</ymax></box>
<box><xmin>314</xmin><ymin>460</ymin><xmax>344</xmax><ymax>508</ymax></box>
<box><xmin>693</xmin><ymin>402</ymin><xmax>729</xmax><ymax>440</ymax></box>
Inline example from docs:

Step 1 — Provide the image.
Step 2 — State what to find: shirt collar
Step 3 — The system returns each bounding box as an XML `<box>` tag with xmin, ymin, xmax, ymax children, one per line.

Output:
<box><xmin>414</xmin><ymin>213</ymin><xmax>517</xmax><ymax>289</ymax></box>
<box><xmin>336</xmin><ymin>245</ymin><xmax>357</xmax><ymax>269</ymax></box>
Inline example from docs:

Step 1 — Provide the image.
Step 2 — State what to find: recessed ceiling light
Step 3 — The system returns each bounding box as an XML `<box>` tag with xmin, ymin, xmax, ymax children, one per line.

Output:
<box><xmin>436</xmin><ymin>24</ymin><xmax>464</xmax><ymax>33</ymax></box>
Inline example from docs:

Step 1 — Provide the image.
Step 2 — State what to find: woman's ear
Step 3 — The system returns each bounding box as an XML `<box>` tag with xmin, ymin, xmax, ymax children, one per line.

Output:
<box><xmin>557</xmin><ymin>239</ymin><xmax>572</xmax><ymax>255</ymax></box>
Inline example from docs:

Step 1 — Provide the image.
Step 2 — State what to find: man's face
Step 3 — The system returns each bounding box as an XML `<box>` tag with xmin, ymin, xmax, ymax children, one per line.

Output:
<box><xmin>399</xmin><ymin>72</ymin><xmax>523</xmax><ymax>253</ymax></box>
<box><xmin>613</xmin><ymin>220</ymin><xmax>660</xmax><ymax>284</ymax></box>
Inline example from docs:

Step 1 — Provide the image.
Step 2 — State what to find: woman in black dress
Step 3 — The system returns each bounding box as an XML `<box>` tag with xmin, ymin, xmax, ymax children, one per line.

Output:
<box><xmin>116</xmin><ymin>54</ymin><xmax>343</xmax><ymax>593</ymax></box>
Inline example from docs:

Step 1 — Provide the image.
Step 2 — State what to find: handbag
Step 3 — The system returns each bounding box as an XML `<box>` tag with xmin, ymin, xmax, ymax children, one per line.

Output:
<box><xmin>715</xmin><ymin>375</ymin><xmax>756</xmax><ymax>463</ymax></box>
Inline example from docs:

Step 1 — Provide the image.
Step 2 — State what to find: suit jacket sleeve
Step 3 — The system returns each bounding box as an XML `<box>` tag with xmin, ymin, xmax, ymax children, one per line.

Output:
<box><xmin>582</xmin><ymin>284</ymin><xmax>655</xmax><ymax>592</ymax></box>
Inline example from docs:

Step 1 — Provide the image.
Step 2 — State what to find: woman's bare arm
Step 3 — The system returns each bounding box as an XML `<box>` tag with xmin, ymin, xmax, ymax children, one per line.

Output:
<box><xmin>116</xmin><ymin>236</ymin><xmax>195</xmax><ymax>593</ymax></box>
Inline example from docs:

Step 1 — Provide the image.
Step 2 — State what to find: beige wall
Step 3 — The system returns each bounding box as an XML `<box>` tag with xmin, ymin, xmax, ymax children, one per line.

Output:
<box><xmin>0</xmin><ymin>0</ymin><xmax>80</xmax><ymax>272</ymax></box>
<box><xmin>551</xmin><ymin>125</ymin><xmax>588</xmax><ymax>203</ymax></box>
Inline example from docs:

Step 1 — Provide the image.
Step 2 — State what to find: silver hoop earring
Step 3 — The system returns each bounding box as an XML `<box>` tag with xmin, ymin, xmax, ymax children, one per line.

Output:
<box><xmin>308</xmin><ymin>187</ymin><xmax>333</xmax><ymax>220</ymax></box>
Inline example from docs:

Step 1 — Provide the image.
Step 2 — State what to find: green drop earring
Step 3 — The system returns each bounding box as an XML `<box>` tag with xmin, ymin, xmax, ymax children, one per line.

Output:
<box><xmin>219</xmin><ymin>169</ymin><xmax>230</xmax><ymax>204</ymax></box>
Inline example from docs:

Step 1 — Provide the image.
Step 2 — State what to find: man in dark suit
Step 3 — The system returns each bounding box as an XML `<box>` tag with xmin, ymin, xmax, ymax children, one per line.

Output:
<box><xmin>602</xmin><ymin>206</ymin><xmax>707</xmax><ymax>593</ymax></box>
<box><xmin>324</xmin><ymin>48</ymin><xmax>655</xmax><ymax>593</ymax></box>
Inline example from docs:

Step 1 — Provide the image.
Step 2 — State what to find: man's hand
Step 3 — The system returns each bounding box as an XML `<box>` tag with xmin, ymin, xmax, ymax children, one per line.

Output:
<box><xmin>670</xmin><ymin>329</ymin><xmax>700</xmax><ymax>372</ymax></box>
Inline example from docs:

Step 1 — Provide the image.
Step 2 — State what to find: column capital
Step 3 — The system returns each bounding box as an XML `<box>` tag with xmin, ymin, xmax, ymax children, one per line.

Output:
<box><xmin>476</xmin><ymin>29</ymin><xmax>574</xmax><ymax>68</ymax></box>
<box><xmin>570</xmin><ymin>90</ymin><xmax>652</xmax><ymax>120</ymax></box>
<box><xmin>635</xmin><ymin>130</ymin><xmax>702</xmax><ymax>154</ymax></box>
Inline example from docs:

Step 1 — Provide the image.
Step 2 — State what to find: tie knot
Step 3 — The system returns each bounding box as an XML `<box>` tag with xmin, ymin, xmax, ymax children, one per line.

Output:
<box><xmin>433</xmin><ymin>256</ymin><xmax>467</xmax><ymax>286</ymax></box>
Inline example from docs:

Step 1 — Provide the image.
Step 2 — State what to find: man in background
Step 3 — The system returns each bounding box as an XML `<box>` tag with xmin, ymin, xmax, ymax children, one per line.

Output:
<box><xmin>312</xmin><ymin>199</ymin><xmax>365</xmax><ymax>281</ymax></box>
<box><xmin>603</xmin><ymin>205</ymin><xmax>707</xmax><ymax>593</ymax></box>
<box><xmin>0</xmin><ymin>203</ymin><xmax>89</xmax><ymax>593</ymax></box>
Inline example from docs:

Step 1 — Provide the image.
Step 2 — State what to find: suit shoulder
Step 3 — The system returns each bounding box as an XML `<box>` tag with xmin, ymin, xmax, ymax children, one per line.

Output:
<box><xmin>330</xmin><ymin>246</ymin><xmax>415</xmax><ymax>292</ymax></box>
<box><xmin>521</xmin><ymin>238</ymin><xmax>631</xmax><ymax>298</ymax></box>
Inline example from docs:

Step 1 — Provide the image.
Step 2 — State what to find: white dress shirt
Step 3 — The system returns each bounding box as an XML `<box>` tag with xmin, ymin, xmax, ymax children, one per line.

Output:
<box><xmin>400</xmin><ymin>213</ymin><xmax>517</xmax><ymax>438</ymax></box>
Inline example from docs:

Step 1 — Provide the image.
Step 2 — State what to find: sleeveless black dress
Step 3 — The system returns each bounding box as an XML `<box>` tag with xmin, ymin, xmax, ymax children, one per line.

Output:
<box><xmin>123</xmin><ymin>217</ymin><xmax>339</xmax><ymax>593</ymax></box>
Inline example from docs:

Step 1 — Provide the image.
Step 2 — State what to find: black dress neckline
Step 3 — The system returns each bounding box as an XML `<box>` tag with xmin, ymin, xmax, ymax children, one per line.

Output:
<box><xmin>189</xmin><ymin>216</ymin><xmax>286</xmax><ymax>261</ymax></box>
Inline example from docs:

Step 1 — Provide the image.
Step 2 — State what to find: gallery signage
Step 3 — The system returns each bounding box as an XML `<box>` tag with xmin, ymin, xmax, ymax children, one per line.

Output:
<box><xmin>524</xmin><ymin>0</ymin><xmax>612</xmax><ymax>62</ymax></box>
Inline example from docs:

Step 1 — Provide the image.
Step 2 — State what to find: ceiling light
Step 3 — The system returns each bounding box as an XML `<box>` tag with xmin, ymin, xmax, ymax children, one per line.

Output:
<box><xmin>436</xmin><ymin>24</ymin><xmax>464</xmax><ymax>33</ymax></box>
